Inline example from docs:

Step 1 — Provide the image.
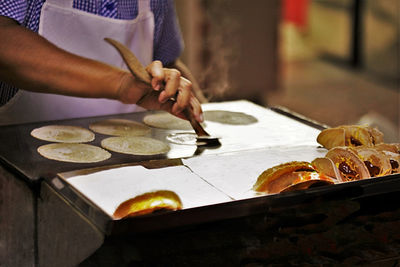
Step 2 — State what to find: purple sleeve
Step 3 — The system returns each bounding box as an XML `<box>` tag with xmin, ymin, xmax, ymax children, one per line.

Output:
<box><xmin>0</xmin><ymin>0</ymin><xmax>27</xmax><ymax>25</ymax></box>
<box><xmin>152</xmin><ymin>0</ymin><xmax>184</xmax><ymax>65</ymax></box>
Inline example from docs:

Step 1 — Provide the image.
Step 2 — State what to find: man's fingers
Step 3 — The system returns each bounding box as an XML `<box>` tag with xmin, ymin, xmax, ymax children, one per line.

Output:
<box><xmin>190</xmin><ymin>97</ymin><xmax>203</xmax><ymax>122</ymax></box>
<box><xmin>146</xmin><ymin>60</ymin><xmax>164</xmax><ymax>91</ymax></box>
<box><xmin>158</xmin><ymin>68</ymin><xmax>181</xmax><ymax>103</ymax></box>
<box><xmin>171</xmin><ymin>78</ymin><xmax>191</xmax><ymax>114</ymax></box>
<box><xmin>141</xmin><ymin>62</ymin><xmax>203</xmax><ymax>123</ymax></box>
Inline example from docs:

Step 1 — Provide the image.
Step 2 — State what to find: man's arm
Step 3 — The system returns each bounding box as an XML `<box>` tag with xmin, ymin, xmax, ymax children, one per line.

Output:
<box><xmin>0</xmin><ymin>16</ymin><xmax>203</xmax><ymax>121</ymax></box>
<box><xmin>0</xmin><ymin>16</ymin><xmax>126</xmax><ymax>99</ymax></box>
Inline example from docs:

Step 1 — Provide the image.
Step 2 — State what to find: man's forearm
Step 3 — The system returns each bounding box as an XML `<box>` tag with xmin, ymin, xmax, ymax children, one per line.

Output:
<box><xmin>0</xmin><ymin>16</ymin><xmax>123</xmax><ymax>99</ymax></box>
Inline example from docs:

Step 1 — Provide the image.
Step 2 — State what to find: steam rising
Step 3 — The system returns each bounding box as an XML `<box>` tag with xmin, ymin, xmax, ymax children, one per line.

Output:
<box><xmin>200</xmin><ymin>0</ymin><xmax>240</xmax><ymax>101</ymax></box>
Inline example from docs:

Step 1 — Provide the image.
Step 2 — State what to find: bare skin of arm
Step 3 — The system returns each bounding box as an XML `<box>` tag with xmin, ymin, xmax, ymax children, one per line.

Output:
<box><xmin>0</xmin><ymin>16</ymin><xmax>203</xmax><ymax>121</ymax></box>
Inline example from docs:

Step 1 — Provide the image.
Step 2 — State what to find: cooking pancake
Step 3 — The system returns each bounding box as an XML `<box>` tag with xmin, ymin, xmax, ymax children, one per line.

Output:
<box><xmin>89</xmin><ymin>119</ymin><xmax>150</xmax><ymax>136</ymax></box>
<box><xmin>113</xmin><ymin>190</ymin><xmax>182</xmax><ymax>219</ymax></box>
<box><xmin>31</xmin><ymin>125</ymin><xmax>95</xmax><ymax>143</ymax></box>
<box><xmin>37</xmin><ymin>143</ymin><xmax>111</xmax><ymax>163</ymax></box>
<box><xmin>203</xmin><ymin>110</ymin><xmax>258</xmax><ymax>125</ymax></box>
<box><xmin>143</xmin><ymin>112</ymin><xmax>193</xmax><ymax>130</ymax></box>
<box><xmin>101</xmin><ymin>136</ymin><xmax>170</xmax><ymax>155</ymax></box>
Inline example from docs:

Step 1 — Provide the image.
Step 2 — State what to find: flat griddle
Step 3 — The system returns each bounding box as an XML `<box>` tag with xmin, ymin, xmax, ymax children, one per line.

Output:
<box><xmin>1</xmin><ymin>100</ymin><xmax>399</xmax><ymax>236</ymax></box>
<box><xmin>0</xmin><ymin>111</ymin><xmax>192</xmax><ymax>182</ymax></box>
<box><xmin>0</xmin><ymin>100</ymin><xmax>324</xmax><ymax>183</ymax></box>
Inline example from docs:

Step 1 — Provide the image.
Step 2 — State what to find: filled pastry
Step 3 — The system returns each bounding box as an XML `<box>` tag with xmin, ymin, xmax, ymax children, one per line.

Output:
<box><xmin>352</xmin><ymin>146</ymin><xmax>392</xmax><ymax>177</ymax></box>
<box><xmin>374</xmin><ymin>143</ymin><xmax>400</xmax><ymax>174</ymax></box>
<box><xmin>317</xmin><ymin>125</ymin><xmax>384</xmax><ymax>149</ymax></box>
<box><xmin>253</xmin><ymin>161</ymin><xmax>336</xmax><ymax>194</ymax></box>
<box><xmin>325</xmin><ymin>147</ymin><xmax>371</xmax><ymax>181</ymax></box>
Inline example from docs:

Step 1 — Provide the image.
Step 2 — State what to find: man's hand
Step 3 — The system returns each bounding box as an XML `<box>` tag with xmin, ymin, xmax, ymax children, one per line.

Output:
<box><xmin>117</xmin><ymin>60</ymin><xmax>203</xmax><ymax>123</ymax></box>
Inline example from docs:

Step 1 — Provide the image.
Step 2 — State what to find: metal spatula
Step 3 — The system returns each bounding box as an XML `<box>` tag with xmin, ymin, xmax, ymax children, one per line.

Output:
<box><xmin>105</xmin><ymin>38</ymin><xmax>220</xmax><ymax>147</ymax></box>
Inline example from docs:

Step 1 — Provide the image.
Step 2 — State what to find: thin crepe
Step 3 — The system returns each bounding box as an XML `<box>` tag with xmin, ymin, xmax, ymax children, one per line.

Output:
<box><xmin>204</xmin><ymin>110</ymin><xmax>258</xmax><ymax>125</ymax></box>
<box><xmin>37</xmin><ymin>143</ymin><xmax>111</xmax><ymax>163</ymax></box>
<box><xmin>89</xmin><ymin>119</ymin><xmax>150</xmax><ymax>136</ymax></box>
<box><xmin>101</xmin><ymin>136</ymin><xmax>170</xmax><ymax>155</ymax></box>
<box><xmin>143</xmin><ymin>112</ymin><xmax>193</xmax><ymax>130</ymax></box>
<box><xmin>31</xmin><ymin>125</ymin><xmax>95</xmax><ymax>143</ymax></box>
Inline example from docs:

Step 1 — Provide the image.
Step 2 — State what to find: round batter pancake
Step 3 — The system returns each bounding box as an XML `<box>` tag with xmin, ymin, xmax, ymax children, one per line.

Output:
<box><xmin>204</xmin><ymin>110</ymin><xmax>257</xmax><ymax>125</ymax></box>
<box><xmin>166</xmin><ymin>132</ymin><xmax>198</xmax><ymax>145</ymax></box>
<box><xmin>101</xmin><ymin>136</ymin><xmax>170</xmax><ymax>155</ymax></box>
<box><xmin>89</xmin><ymin>119</ymin><xmax>150</xmax><ymax>136</ymax></box>
<box><xmin>37</xmin><ymin>143</ymin><xmax>111</xmax><ymax>163</ymax></box>
<box><xmin>31</xmin><ymin>125</ymin><xmax>95</xmax><ymax>143</ymax></box>
<box><xmin>143</xmin><ymin>112</ymin><xmax>193</xmax><ymax>130</ymax></box>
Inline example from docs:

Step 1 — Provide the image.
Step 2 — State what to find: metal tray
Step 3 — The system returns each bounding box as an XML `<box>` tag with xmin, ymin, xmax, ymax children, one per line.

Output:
<box><xmin>50</xmin><ymin>167</ymin><xmax>400</xmax><ymax>235</ymax></box>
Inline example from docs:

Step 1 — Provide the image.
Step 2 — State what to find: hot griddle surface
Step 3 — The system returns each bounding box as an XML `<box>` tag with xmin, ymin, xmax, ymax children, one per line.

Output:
<box><xmin>0</xmin><ymin>111</ymin><xmax>197</xmax><ymax>183</ymax></box>
<box><xmin>0</xmin><ymin>100</ymin><xmax>323</xmax><ymax>183</ymax></box>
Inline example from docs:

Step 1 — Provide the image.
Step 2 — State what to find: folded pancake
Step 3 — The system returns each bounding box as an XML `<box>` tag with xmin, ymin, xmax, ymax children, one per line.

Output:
<box><xmin>374</xmin><ymin>143</ymin><xmax>399</xmax><ymax>154</ymax></box>
<box><xmin>367</xmin><ymin>126</ymin><xmax>384</xmax><ymax>145</ymax></box>
<box><xmin>31</xmin><ymin>125</ymin><xmax>95</xmax><ymax>143</ymax></box>
<box><xmin>311</xmin><ymin>157</ymin><xmax>341</xmax><ymax>180</ymax></box>
<box><xmin>113</xmin><ymin>190</ymin><xmax>183</xmax><ymax>219</ymax></box>
<box><xmin>382</xmin><ymin>151</ymin><xmax>400</xmax><ymax>174</ymax></box>
<box><xmin>253</xmin><ymin>161</ymin><xmax>335</xmax><ymax>194</ymax></box>
<box><xmin>374</xmin><ymin>143</ymin><xmax>400</xmax><ymax>174</ymax></box>
<box><xmin>89</xmin><ymin>119</ymin><xmax>150</xmax><ymax>136</ymax></box>
<box><xmin>316</xmin><ymin>127</ymin><xmax>346</xmax><ymax>149</ymax></box>
<box><xmin>352</xmin><ymin>146</ymin><xmax>392</xmax><ymax>177</ymax></box>
<box><xmin>325</xmin><ymin>147</ymin><xmax>370</xmax><ymax>182</ymax></box>
<box><xmin>393</xmin><ymin>143</ymin><xmax>400</xmax><ymax>153</ymax></box>
<box><xmin>317</xmin><ymin>125</ymin><xmax>384</xmax><ymax>149</ymax></box>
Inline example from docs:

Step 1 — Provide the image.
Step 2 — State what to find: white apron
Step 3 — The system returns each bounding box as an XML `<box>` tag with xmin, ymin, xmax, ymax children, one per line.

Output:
<box><xmin>0</xmin><ymin>0</ymin><xmax>154</xmax><ymax>126</ymax></box>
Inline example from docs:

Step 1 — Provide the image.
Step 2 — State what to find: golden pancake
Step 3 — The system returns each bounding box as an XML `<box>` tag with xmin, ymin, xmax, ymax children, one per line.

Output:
<box><xmin>37</xmin><ymin>143</ymin><xmax>111</xmax><ymax>163</ymax></box>
<box><xmin>89</xmin><ymin>119</ymin><xmax>150</xmax><ymax>136</ymax></box>
<box><xmin>113</xmin><ymin>190</ymin><xmax>183</xmax><ymax>219</ymax></box>
<box><xmin>204</xmin><ymin>110</ymin><xmax>258</xmax><ymax>125</ymax></box>
<box><xmin>143</xmin><ymin>112</ymin><xmax>193</xmax><ymax>130</ymax></box>
<box><xmin>101</xmin><ymin>136</ymin><xmax>170</xmax><ymax>155</ymax></box>
<box><xmin>253</xmin><ymin>161</ymin><xmax>335</xmax><ymax>194</ymax></box>
<box><xmin>31</xmin><ymin>125</ymin><xmax>95</xmax><ymax>143</ymax></box>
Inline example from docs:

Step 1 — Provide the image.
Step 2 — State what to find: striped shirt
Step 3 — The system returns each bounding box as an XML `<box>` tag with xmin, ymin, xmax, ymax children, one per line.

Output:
<box><xmin>0</xmin><ymin>0</ymin><xmax>184</xmax><ymax>106</ymax></box>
